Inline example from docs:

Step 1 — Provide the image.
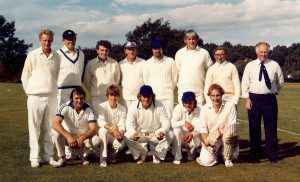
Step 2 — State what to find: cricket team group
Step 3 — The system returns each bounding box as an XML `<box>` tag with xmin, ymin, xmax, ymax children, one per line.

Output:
<box><xmin>21</xmin><ymin>28</ymin><xmax>284</xmax><ymax>169</ymax></box>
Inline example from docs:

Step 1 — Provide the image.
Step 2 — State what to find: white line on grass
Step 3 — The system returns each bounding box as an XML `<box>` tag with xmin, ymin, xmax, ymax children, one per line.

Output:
<box><xmin>173</xmin><ymin>101</ymin><xmax>300</xmax><ymax>136</ymax></box>
<box><xmin>238</xmin><ymin>119</ymin><xmax>300</xmax><ymax>136</ymax></box>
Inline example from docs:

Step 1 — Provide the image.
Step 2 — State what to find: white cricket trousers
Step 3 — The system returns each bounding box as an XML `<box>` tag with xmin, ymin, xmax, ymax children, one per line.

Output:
<box><xmin>57</xmin><ymin>89</ymin><xmax>73</xmax><ymax>158</ymax></box>
<box><xmin>91</xmin><ymin>97</ymin><xmax>106</xmax><ymax>117</ymax></box>
<box><xmin>173</xmin><ymin>128</ymin><xmax>201</xmax><ymax>161</ymax></box>
<box><xmin>157</xmin><ymin>99</ymin><xmax>174</xmax><ymax>119</ymax></box>
<box><xmin>98</xmin><ymin>128</ymin><xmax>125</xmax><ymax>159</ymax></box>
<box><xmin>53</xmin><ymin>134</ymin><xmax>101</xmax><ymax>158</ymax></box>
<box><xmin>123</xmin><ymin>99</ymin><xmax>137</xmax><ymax>110</ymax></box>
<box><xmin>124</xmin><ymin>131</ymin><xmax>174</xmax><ymax>160</ymax></box>
<box><xmin>178</xmin><ymin>93</ymin><xmax>205</xmax><ymax>107</ymax></box>
<box><xmin>57</xmin><ymin>89</ymin><xmax>72</xmax><ymax>107</ymax></box>
<box><xmin>197</xmin><ymin>138</ymin><xmax>239</xmax><ymax>167</ymax></box>
<box><xmin>27</xmin><ymin>94</ymin><xmax>57</xmax><ymax>162</ymax></box>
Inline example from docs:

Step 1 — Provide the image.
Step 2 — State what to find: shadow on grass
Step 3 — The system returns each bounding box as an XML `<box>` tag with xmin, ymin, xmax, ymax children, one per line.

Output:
<box><xmin>237</xmin><ymin>139</ymin><xmax>300</xmax><ymax>163</ymax></box>
<box><xmin>62</xmin><ymin>139</ymin><xmax>299</xmax><ymax>165</ymax></box>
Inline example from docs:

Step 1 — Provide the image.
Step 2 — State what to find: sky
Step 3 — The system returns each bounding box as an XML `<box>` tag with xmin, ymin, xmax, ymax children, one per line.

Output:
<box><xmin>1</xmin><ymin>0</ymin><xmax>300</xmax><ymax>51</ymax></box>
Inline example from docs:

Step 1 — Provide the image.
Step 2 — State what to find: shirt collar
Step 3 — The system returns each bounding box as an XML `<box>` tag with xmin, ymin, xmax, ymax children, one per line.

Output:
<box><xmin>68</xmin><ymin>101</ymin><xmax>89</xmax><ymax>111</ymax></box>
<box><xmin>125</xmin><ymin>57</ymin><xmax>138</xmax><ymax>64</ymax></box>
<box><xmin>215</xmin><ymin>60</ymin><xmax>228</xmax><ymax>66</ymax></box>
<box><xmin>97</xmin><ymin>56</ymin><xmax>108</xmax><ymax>63</ymax></box>
<box><xmin>107</xmin><ymin>101</ymin><xmax>119</xmax><ymax>110</ymax></box>
<box><xmin>137</xmin><ymin>100</ymin><xmax>156</xmax><ymax>109</ymax></box>
<box><xmin>62</xmin><ymin>46</ymin><xmax>76</xmax><ymax>53</ymax></box>
<box><xmin>255</xmin><ymin>58</ymin><xmax>270</xmax><ymax>65</ymax></box>
<box><xmin>184</xmin><ymin>45</ymin><xmax>200</xmax><ymax>51</ymax></box>
<box><xmin>152</xmin><ymin>55</ymin><xmax>166</xmax><ymax>63</ymax></box>
<box><xmin>182</xmin><ymin>104</ymin><xmax>200</xmax><ymax>115</ymax></box>
<box><xmin>207</xmin><ymin>100</ymin><xmax>226</xmax><ymax>110</ymax></box>
<box><xmin>38</xmin><ymin>47</ymin><xmax>54</xmax><ymax>57</ymax></box>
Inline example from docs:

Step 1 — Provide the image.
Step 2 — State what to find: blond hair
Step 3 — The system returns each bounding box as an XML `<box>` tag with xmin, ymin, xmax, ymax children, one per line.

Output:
<box><xmin>39</xmin><ymin>29</ymin><xmax>54</xmax><ymax>40</ymax></box>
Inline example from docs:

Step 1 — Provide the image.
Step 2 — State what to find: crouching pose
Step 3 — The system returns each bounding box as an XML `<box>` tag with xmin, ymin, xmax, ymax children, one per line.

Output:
<box><xmin>196</xmin><ymin>84</ymin><xmax>239</xmax><ymax>167</ymax></box>
<box><xmin>52</xmin><ymin>87</ymin><xmax>101</xmax><ymax>167</ymax></box>
<box><xmin>124</xmin><ymin>85</ymin><xmax>174</xmax><ymax>164</ymax></box>
<box><xmin>172</xmin><ymin>92</ymin><xmax>201</xmax><ymax>165</ymax></box>
<box><xmin>98</xmin><ymin>85</ymin><xmax>126</xmax><ymax>167</ymax></box>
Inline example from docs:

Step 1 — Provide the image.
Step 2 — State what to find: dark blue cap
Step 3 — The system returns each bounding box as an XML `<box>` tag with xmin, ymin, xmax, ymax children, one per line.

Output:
<box><xmin>151</xmin><ymin>39</ymin><xmax>164</xmax><ymax>48</ymax></box>
<box><xmin>182</xmin><ymin>91</ymin><xmax>196</xmax><ymax>103</ymax></box>
<box><xmin>140</xmin><ymin>85</ymin><xmax>153</xmax><ymax>96</ymax></box>
<box><xmin>62</xmin><ymin>30</ymin><xmax>77</xmax><ymax>40</ymax></box>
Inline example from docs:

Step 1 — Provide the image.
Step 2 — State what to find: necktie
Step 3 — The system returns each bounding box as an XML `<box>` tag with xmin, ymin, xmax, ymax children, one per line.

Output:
<box><xmin>259</xmin><ymin>62</ymin><xmax>271</xmax><ymax>90</ymax></box>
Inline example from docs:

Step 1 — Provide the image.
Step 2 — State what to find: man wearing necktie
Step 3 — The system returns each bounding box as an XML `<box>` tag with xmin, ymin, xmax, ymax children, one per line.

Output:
<box><xmin>242</xmin><ymin>42</ymin><xmax>284</xmax><ymax>163</ymax></box>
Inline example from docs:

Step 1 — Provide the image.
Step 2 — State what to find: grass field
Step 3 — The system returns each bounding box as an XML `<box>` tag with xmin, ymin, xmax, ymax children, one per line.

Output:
<box><xmin>0</xmin><ymin>83</ymin><xmax>299</xmax><ymax>181</ymax></box>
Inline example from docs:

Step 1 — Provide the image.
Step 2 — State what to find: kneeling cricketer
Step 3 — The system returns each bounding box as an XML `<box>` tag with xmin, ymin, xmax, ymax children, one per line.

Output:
<box><xmin>52</xmin><ymin>87</ymin><xmax>101</xmax><ymax>167</ymax></box>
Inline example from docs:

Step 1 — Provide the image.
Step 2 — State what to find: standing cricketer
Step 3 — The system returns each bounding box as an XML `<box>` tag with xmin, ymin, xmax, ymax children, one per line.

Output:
<box><xmin>56</xmin><ymin>30</ymin><xmax>85</xmax><ymax>160</ymax></box>
<box><xmin>143</xmin><ymin>39</ymin><xmax>177</xmax><ymax>118</ymax></box>
<box><xmin>175</xmin><ymin>30</ymin><xmax>213</xmax><ymax>106</ymax></box>
<box><xmin>84</xmin><ymin>40</ymin><xmax>120</xmax><ymax>117</ymax></box>
<box><xmin>119</xmin><ymin>41</ymin><xmax>145</xmax><ymax>109</ymax></box>
<box><xmin>57</xmin><ymin>30</ymin><xmax>84</xmax><ymax>106</ymax></box>
<box><xmin>204</xmin><ymin>46</ymin><xmax>241</xmax><ymax>105</ymax></box>
<box><xmin>21</xmin><ymin>29</ymin><xmax>60</xmax><ymax>168</ymax></box>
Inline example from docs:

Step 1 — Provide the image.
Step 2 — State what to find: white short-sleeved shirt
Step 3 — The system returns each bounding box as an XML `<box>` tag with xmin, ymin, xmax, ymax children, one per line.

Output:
<box><xmin>56</xmin><ymin>101</ymin><xmax>97</xmax><ymax>136</ymax></box>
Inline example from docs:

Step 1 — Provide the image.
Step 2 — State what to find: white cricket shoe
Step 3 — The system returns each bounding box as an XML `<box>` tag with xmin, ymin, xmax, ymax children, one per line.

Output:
<box><xmin>82</xmin><ymin>156</ymin><xmax>89</xmax><ymax>165</ymax></box>
<box><xmin>100</xmin><ymin>161</ymin><xmax>108</xmax><ymax>167</ymax></box>
<box><xmin>173</xmin><ymin>160</ymin><xmax>181</xmax><ymax>165</ymax></box>
<box><xmin>152</xmin><ymin>155</ymin><xmax>161</xmax><ymax>164</ymax></box>
<box><xmin>225</xmin><ymin>160</ymin><xmax>233</xmax><ymax>167</ymax></box>
<box><xmin>137</xmin><ymin>149</ymin><xmax>148</xmax><ymax>164</ymax></box>
<box><xmin>100</xmin><ymin>157</ymin><xmax>107</xmax><ymax>167</ymax></box>
<box><xmin>31</xmin><ymin>161</ymin><xmax>40</xmax><ymax>168</ymax></box>
<box><xmin>48</xmin><ymin>158</ymin><xmax>64</xmax><ymax>168</ymax></box>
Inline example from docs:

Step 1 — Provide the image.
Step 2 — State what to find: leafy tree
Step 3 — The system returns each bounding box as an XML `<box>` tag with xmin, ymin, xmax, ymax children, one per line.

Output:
<box><xmin>0</xmin><ymin>15</ymin><xmax>32</xmax><ymax>81</ymax></box>
<box><xmin>125</xmin><ymin>18</ymin><xmax>186</xmax><ymax>59</ymax></box>
<box><xmin>269</xmin><ymin>45</ymin><xmax>289</xmax><ymax>67</ymax></box>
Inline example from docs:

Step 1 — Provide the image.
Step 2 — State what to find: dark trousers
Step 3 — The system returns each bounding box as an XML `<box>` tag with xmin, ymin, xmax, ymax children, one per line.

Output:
<box><xmin>248</xmin><ymin>93</ymin><xmax>278</xmax><ymax>160</ymax></box>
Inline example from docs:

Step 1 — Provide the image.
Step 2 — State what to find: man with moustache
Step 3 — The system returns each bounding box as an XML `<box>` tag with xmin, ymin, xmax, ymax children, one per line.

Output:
<box><xmin>143</xmin><ymin>39</ymin><xmax>177</xmax><ymax>118</ymax></box>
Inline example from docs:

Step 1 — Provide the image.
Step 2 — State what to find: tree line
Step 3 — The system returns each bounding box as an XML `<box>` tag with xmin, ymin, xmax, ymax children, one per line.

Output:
<box><xmin>1</xmin><ymin>15</ymin><xmax>299</xmax><ymax>82</ymax></box>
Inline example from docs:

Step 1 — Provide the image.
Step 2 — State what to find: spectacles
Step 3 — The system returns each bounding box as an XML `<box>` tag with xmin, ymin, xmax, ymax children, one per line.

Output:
<box><xmin>214</xmin><ymin>54</ymin><xmax>226</xmax><ymax>57</ymax></box>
